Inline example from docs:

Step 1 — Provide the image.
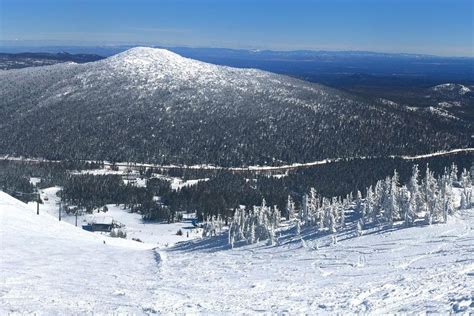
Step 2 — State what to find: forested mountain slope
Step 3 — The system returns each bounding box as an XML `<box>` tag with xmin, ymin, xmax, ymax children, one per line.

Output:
<box><xmin>0</xmin><ymin>47</ymin><xmax>470</xmax><ymax>166</ymax></box>
<box><xmin>0</xmin><ymin>52</ymin><xmax>104</xmax><ymax>70</ymax></box>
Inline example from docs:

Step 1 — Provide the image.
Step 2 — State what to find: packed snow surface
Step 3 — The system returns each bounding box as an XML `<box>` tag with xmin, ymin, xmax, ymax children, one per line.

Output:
<box><xmin>1</xmin><ymin>191</ymin><xmax>473</xmax><ymax>314</ymax></box>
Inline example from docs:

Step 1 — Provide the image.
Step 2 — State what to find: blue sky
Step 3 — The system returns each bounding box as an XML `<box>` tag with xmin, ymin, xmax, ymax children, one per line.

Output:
<box><xmin>0</xmin><ymin>0</ymin><xmax>473</xmax><ymax>56</ymax></box>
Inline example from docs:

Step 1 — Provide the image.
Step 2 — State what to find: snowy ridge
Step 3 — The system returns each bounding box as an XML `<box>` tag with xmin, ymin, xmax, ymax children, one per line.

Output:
<box><xmin>432</xmin><ymin>83</ymin><xmax>472</xmax><ymax>95</ymax></box>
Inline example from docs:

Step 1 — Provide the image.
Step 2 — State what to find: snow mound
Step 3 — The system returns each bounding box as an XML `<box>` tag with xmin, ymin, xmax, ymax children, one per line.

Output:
<box><xmin>432</xmin><ymin>83</ymin><xmax>471</xmax><ymax>95</ymax></box>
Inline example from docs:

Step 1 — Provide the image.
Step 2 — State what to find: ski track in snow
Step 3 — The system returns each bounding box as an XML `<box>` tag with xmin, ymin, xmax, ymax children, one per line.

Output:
<box><xmin>1</xmin><ymin>190</ymin><xmax>473</xmax><ymax>314</ymax></box>
<box><xmin>154</xmin><ymin>209</ymin><xmax>473</xmax><ymax>314</ymax></box>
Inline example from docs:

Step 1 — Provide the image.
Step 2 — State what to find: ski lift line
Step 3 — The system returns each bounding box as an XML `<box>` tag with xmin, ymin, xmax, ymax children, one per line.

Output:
<box><xmin>1</xmin><ymin>188</ymin><xmax>39</xmax><ymax>197</ymax></box>
<box><xmin>1</xmin><ymin>189</ymin><xmax>41</xmax><ymax>215</ymax></box>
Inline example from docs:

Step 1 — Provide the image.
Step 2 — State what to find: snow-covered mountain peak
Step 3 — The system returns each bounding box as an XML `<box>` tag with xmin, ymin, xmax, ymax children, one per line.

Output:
<box><xmin>93</xmin><ymin>46</ymin><xmax>243</xmax><ymax>91</ymax></box>
<box><xmin>88</xmin><ymin>46</ymin><xmax>277</xmax><ymax>96</ymax></box>
<box><xmin>109</xmin><ymin>47</ymin><xmax>187</xmax><ymax>66</ymax></box>
<box><xmin>103</xmin><ymin>46</ymin><xmax>219</xmax><ymax>76</ymax></box>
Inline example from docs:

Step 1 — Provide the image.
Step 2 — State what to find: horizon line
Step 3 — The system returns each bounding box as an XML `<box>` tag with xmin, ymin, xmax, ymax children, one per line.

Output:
<box><xmin>1</xmin><ymin>41</ymin><xmax>473</xmax><ymax>59</ymax></box>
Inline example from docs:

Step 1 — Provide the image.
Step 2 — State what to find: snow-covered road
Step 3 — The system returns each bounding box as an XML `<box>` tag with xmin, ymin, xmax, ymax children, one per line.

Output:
<box><xmin>1</xmin><ymin>147</ymin><xmax>473</xmax><ymax>173</ymax></box>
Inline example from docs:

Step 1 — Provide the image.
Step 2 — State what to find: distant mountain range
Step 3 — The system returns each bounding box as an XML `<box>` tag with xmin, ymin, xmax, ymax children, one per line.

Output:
<box><xmin>0</xmin><ymin>47</ymin><xmax>471</xmax><ymax>166</ymax></box>
<box><xmin>0</xmin><ymin>52</ymin><xmax>103</xmax><ymax>70</ymax></box>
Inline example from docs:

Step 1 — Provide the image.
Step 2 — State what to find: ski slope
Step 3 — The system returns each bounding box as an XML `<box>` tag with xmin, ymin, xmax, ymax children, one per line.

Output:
<box><xmin>1</xmin><ymin>190</ymin><xmax>473</xmax><ymax>313</ymax></box>
<box><xmin>0</xmin><ymin>191</ymin><xmax>160</xmax><ymax>314</ymax></box>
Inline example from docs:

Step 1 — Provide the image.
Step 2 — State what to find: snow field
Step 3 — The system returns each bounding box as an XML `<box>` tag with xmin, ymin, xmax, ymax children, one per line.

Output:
<box><xmin>1</xmin><ymin>188</ymin><xmax>473</xmax><ymax>313</ymax></box>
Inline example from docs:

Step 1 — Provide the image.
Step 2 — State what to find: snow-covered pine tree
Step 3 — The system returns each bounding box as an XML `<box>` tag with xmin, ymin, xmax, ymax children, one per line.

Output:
<box><xmin>365</xmin><ymin>185</ymin><xmax>376</xmax><ymax>225</ymax></box>
<box><xmin>424</xmin><ymin>165</ymin><xmax>437</xmax><ymax>225</ymax></box>
<box><xmin>461</xmin><ymin>168</ymin><xmax>472</xmax><ymax>209</ymax></box>
<box><xmin>286</xmin><ymin>194</ymin><xmax>296</xmax><ymax>220</ymax></box>
<box><xmin>338</xmin><ymin>198</ymin><xmax>346</xmax><ymax>228</ymax></box>
<box><xmin>249</xmin><ymin>220</ymin><xmax>256</xmax><ymax>244</ymax></box>
<box><xmin>450</xmin><ymin>163</ymin><xmax>459</xmax><ymax>186</ymax></box>
<box><xmin>308</xmin><ymin>187</ymin><xmax>319</xmax><ymax>226</ymax></box>
<box><xmin>390</xmin><ymin>170</ymin><xmax>401</xmax><ymax>222</ymax></box>
<box><xmin>435</xmin><ymin>170</ymin><xmax>453</xmax><ymax>223</ymax></box>
<box><xmin>399</xmin><ymin>185</ymin><xmax>412</xmax><ymax>227</ymax></box>
<box><xmin>374</xmin><ymin>180</ymin><xmax>384</xmax><ymax>222</ymax></box>
<box><xmin>379</xmin><ymin>177</ymin><xmax>391</xmax><ymax>224</ymax></box>
<box><xmin>407</xmin><ymin>165</ymin><xmax>421</xmax><ymax>222</ymax></box>
<box><xmin>320</xmin><ymin>197</ymin><xmax>329</xmax><ymax>230</ymax></box>
<box><xmin>298</xmin><ymin>195</ymin><xmax>306</xmax><ymax>225</ymax></box>
<box><xmin>355</xmin><ymin>190</ymin><xmax>364</xmax><ymax>218</ymax></box>
<box><xmin>329</xmin><ymin>198</ymin><xmax>338</xmax><ymax>233</ymax></box>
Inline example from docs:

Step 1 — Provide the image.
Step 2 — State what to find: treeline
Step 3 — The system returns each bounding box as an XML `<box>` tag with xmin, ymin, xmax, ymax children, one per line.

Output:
<box><xmin>2</xmin><ymin>153</ymin><xmax>472</xmax><ymax>222</ymax></box>
<box><xmin>0</xmin><ymin>160</ymin><xmax>102</xmax><ymax>202</ymax></box>
<box><xmin>60</xmin><ymin>175</ymin><xmax>171</xmax><ymax>214</ymax></box>
<box><xmin>161</xmin><ymin>153</ymin><xmax>474</xmax><ymax>220</ymax></box>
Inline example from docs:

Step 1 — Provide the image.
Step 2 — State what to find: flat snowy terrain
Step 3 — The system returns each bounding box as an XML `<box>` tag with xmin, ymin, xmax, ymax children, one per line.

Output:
<box><xmin>1</xmin><ymin>190</ymin><xmax>473</xmax><ymax>314</ymax></box>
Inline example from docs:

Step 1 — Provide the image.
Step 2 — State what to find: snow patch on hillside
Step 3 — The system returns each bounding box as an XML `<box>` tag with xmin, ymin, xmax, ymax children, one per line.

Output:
<box><xmin>432</xmin><ymin>83</ymin><xmax>471</xmax><ymax>95</ymax></box>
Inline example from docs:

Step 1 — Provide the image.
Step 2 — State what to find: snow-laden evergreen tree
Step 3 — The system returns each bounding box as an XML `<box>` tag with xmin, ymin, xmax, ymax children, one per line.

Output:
<box><xmin>436</xmin><ymin>171</ymin><xmax>454</xmax><ymax>223</ymax></box>
<box><xmin>355</xmin><ymin>190</ymin><xmax>364</xmax><ymax>217</ymax></box>
<box><xmin>460</xmin><ymin>169</ymin><xmax>472</xmax><ymax>209</ymax></box>
<box><xmin>308</xmin><ymin>187</ymin><xmax>320</xmax><ymax>226</ymax></box>
<box><xmin>320</xmin><ymin>197</ymin><xmax>329</xmax><ymax>230</ymax></box>
<box><xmin>390</xmin><ymin>170</ymin><xmax>401</xmax><ymax>223</ymax></box>
<box><xmin>423</xmin><ymin>165</ymin><xmax>437</xmax><ymax>225</ymax></box>
<box><xmin>226</xmin><ymin>163</ymin><xmax>465</xmax><ymax>247</ymax></box>
<box><xmin>249</xmin><ymin>221</ymin><xmax>256</xmax><ymax>244</ymax></box>
<box><xmin>364</xmin><ymin>186</ymin><xmax>375</xmax><ymax>225</ymax></box>
<box><xmin>228</xmin><ymin>199</ymin><xmax>280</xmax><ymax>245</ymax></box>
<box><xmin>298</xmin><ymin>195</ymin><xmax>307</xmax><ymax>225</ymax></box>
<box><xmin>286</xmin><ymin>194</ymin><xmax>296</xmax><ymax>220</ymax></box>
<box><xmin>202</xmin><ymin>215</ymin><xmax>225</xmax><ymax>237</ymax></box>
<box><xmin>338</xmin><ymin>201</ymin><xmax>346</xmax><ymax>228</ymax></box>
<box><xmin>399</xmin><ymin>185</ymin><xmax>412</xmax><ymax>227</ymax></box>
<box><xmin>407</xmin><ymin>165</ymin><xmax>422</xmax><ymax>222</ymax></box>
<box><xmin>329</xmin><ymin>198</ymin><xmax>338</xmax><ymax>233</ymax></box>
<box><xmin>374</xmin><ymin>180</ymin><xmax>385</xmax><ymax>223</ymax></box>
<box><xmin>450</xmin><ymin>163</ymin><xmax>459</xmax><ymax>185</ymax></box>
